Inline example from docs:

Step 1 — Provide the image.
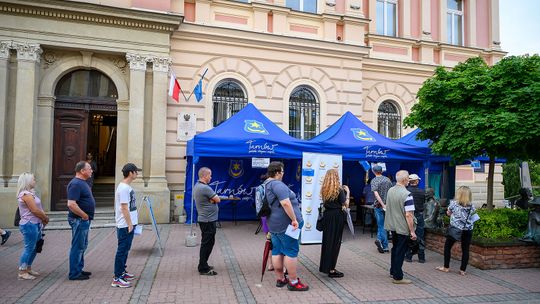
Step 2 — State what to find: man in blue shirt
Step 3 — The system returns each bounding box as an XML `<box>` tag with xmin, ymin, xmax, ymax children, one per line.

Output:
<box><xmin>67</xmin><ymin>161</ymin><xmax>96</xmax><ymax>280</ymax></box>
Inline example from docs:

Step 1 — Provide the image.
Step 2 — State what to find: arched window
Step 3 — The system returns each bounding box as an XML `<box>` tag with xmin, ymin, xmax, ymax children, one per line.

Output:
<box><xmin>377</xmin><ymin>100</ymin><xmax>401</xmax><ymax>139</ymax></box>
<box><xmin>213</xmin><ymin>80</ymin><xmax>248</xmax><ymax>126</ymax></box>
<box><xmin>289</xmin><ymin>86</ymin><xmax>319</xmax><ymax>140</ymax></box>
<box><xmin>55</xmin><ymin>69</ymin><xmax>118</xmax><ymax>100</ymax></box>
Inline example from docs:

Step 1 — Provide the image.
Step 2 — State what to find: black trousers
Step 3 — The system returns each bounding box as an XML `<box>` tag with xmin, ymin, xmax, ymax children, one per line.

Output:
<box><xmin>198</xmin><ymin>221</ymin><xmax>217</xmax><ymax>273</ymax></box>
<box><xmin>390</xmin><ymin>231</ymin><xmax>409</xmax><ymax>280</ymax></box>
<box><xmin>444</xmin><ymin>229</ymin><xmax>473</xmax><ymax>271</ymax></box>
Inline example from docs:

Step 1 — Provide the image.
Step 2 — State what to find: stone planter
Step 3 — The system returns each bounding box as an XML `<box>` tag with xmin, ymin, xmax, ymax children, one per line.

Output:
<box><xmin>425</xmin><ymin>229</ymin><xmax>540</xmax><ymax>270</ymax></box>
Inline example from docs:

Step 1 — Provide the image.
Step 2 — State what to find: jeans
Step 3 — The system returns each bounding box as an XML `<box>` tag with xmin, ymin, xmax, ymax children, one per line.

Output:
<box><xmin>406</xmin><ymin>211</ymin><xmax>425</xmax><ymax>260</ymax></box>
<box><xmin>19</xmin><ymin>222</ymin><xmax>40</xmax><ymax>270</ymax></box>
<box><xmin>374</xmin><ymin>207</ymin><xmax>388</xmax><ymax>249</ymax></box>
<box><xmin>390</xmin><ymin>231</ymin><xmax>409</xmax><ymax>280</ymax></box>
<box><xmin>198</xmin><ymin>221</ymin><xmax>217</xmax><ymax>273</ymax></box>
<box><xmin>68</xmin><ymin>218</ymin><xmax>90</xmax><ymax>279</ymax></box>
<box><xmin>444</xmin><ymin>229</ymin><xmax>473</xmax><ymax>271</ymax></box>
<box><xmin>114</xmin><ymin>226</ymin><xmax>136</xmax><ymax>278</ymax></box>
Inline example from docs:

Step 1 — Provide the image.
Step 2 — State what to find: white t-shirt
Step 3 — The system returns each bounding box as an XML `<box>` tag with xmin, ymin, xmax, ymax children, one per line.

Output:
<box><xmin>115</xmin><ymin>182</ymin><xmax>138</xmax><ymax>228</ymax></box>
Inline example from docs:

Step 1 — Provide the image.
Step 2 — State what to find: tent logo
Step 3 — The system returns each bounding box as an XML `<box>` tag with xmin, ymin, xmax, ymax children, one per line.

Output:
<box><xmin>244</xmin><ymin>120</ymin><xmax>269</xmax><ymax>135</ymax></box>
<box><xmin>351</xmin><ymin>128</ymin><xmax>376</xmax><ymax>142</ymax></box>
<box><xmin>229</xmin><ymin>160</ymin><xmax>244</xmax><ymax>178</ymax></box>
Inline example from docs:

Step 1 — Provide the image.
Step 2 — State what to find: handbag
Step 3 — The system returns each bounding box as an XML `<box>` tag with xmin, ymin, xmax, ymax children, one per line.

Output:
<box><xmin>35</xmin><ymin>236</ymin><xmax>44</xmax><ymax>253</ymax></box>
<box><xmin>446</xmin><ymin>207</ymin><xmax>472</xmax><ymax>241</ymax></box>
<box><xmin>14</xmin><ymin>207</ymin><xmax>21</xmax><ymax>227</ymax></box>
<box><xmin>316</xmin><ymin>204</ymin><xmax>325</xmax><ymax>231</ymax></box>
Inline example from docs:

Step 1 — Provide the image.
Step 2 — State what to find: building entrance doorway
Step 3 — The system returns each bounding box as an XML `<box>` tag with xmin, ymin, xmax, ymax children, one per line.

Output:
<box><xmin>51</xmin><ymin>69</ymin><xmax>118</xmax><ymax>211</ymax></box>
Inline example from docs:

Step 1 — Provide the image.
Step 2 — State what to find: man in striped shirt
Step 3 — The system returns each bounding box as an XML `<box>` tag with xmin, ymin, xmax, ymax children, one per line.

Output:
<box><xmin>384</xmin><ymin>170</ymin><xmax>417</xmax><ymax>284</ymax></box>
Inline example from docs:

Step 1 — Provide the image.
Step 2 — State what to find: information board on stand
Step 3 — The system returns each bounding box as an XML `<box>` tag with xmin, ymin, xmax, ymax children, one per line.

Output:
<box><xmin>300</xmin><ymin>152</ymin><xmax>342</xmax><ymax>244</ymax></box>
<box><xmin>143</xmin><ymin>196</ymin><xmax>163</xmax><ymax>257</ymax></box>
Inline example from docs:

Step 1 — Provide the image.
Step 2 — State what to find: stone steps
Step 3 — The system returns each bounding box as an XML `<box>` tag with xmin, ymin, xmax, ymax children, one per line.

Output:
<box><xmin>45</xmin><ymin>208</ymin><xmax>116</xmax><ymax>230</ymax></box>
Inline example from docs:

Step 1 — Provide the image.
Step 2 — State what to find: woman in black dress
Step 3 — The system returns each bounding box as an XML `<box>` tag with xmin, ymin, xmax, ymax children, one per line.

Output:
<box><xmin>319</xmin><ymin>169</ymin><xmax>350</xmax><ymax>278</ymax></box>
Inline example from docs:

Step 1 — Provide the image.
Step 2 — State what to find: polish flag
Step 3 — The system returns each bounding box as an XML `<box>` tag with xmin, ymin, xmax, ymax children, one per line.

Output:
<box><xmin>168</xmin><ymin>72</ymin><xmax>181</xmax><ymax>103</ymax></box>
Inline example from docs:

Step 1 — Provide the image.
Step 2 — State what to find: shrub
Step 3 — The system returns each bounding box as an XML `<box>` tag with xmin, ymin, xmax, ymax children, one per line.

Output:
<box><xmin>473</xmin><ymin>208</ymin><xmax>528</xmax><ymax>240</ymax></box>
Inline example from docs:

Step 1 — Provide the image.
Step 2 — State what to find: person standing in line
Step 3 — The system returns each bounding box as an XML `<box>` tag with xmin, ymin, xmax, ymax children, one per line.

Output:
<box><xmin>67</xmin><ymin>161</ymin><xmax>95</xmax><ymax>281</ymax></box>
<box><xmin>384</xmin><ymin>170</ymin><xmax>416</xmax><ymax>284</ymax></box>
<box><xmin>319</xmin><ymin>169</ymin><xmax>350</xmax><ymax>278</ymax></box>
<box><xmin>436</xmin><ymin>186</ymin><xmax>477</xmax><ymax>276</ymax></box>
<box><xmin>16</xmin><ymin>172</ymin><xmax>49</xmax><ymax>280</ymax></box>
<box><xmin>371</xmin><ymin>165</ymin><xmax>392</xmax><ymax>253</ymax></box>
<box><xmin>265</xmin><ymin>161</ymin><xmax>309</xmax><ymax>291</ymax></box>
<box><xmin>111</xmin><ymin>163</ymin><xmax>141</xmax><ymax>288</ymax></box>
<box><xmin>194</xmin><ymin>167</ymin><xmax>221</xmax><ymax>276</ymax></box>
<box><xmin>0</xmin><ymin>228</ymin><xmax>11</xmax><ymax>245</ymax></box>
<box><xmin>85</xmin><ymin>152</ymin><xmax>97</xmax><ymax>189</ymax></box>
<box><xmin>405</xmin><ymin>174</ymin><xmax>426</xmax><ymax>263</ymax></box>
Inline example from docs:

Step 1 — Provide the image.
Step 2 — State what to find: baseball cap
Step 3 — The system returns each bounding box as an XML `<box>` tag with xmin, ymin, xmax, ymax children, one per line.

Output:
<box><xmin>409</xmin><ymin>174</ymin><xmax>421</xmax><ymax>181</ymax></box>
<box><xmin>372</xmin><ymin>165</ymin><xmax>383</xmax><ymax>173</ymax></box>
<box><xmin>122</xmin><ymin>163</ymin><xmax>142</xmax><ymax>175</ymax></box>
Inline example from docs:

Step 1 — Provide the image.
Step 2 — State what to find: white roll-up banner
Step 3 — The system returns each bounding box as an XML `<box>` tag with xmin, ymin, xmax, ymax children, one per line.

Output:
<box><xmin>300</xmin><ymin>152</ymin><xmax>343</xmax><ymax>244</ymax></box>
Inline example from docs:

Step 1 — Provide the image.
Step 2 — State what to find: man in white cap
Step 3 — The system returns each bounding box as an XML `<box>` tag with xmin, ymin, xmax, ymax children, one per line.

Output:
<box><xmin>405</xmin><ymin>173</ymin><xmax>426</xmax><ymax>263</ymax></box>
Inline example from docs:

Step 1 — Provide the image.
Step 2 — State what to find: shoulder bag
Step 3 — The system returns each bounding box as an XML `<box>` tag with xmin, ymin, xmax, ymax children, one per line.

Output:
<box><xmin>447</xmin><ymin>207</ymin><xmax>471</xmax><ymax>241</ymax></box>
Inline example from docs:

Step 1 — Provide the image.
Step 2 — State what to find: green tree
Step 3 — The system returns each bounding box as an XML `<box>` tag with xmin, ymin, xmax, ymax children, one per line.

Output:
<box><xmin>404</xmin><ymin>55</ymin><xmax>540</xmax><ymax>209</ymax></box>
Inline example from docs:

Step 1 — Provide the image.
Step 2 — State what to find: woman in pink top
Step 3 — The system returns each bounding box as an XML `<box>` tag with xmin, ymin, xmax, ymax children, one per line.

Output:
<box><xmin>17</xmin><ymin>172</ymin><xmax>49</xmax><ymax>280</ymax></box>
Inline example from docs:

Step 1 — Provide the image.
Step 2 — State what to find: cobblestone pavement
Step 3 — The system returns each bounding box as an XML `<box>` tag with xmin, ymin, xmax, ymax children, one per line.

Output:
<box><xmin>1</xmin><ymin>222</ymin><xmax>539</xmax><ymax>304</ymax></box>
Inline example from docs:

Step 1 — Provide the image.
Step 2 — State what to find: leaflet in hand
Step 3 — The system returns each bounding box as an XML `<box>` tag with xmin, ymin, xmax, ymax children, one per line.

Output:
<box><xmin>134</xmin><ymin>225</ymin><xmax>143</xmax><ymax>235</ymax></box>
<box><xmin>285</xmin><ymin>224</ymin><xmax>300</xmax><ymax>240</ymax></box>
<box><xmin>470</xmin><ymin>213</ymin><xmax>480</xmax><ymax>223</ymax></box>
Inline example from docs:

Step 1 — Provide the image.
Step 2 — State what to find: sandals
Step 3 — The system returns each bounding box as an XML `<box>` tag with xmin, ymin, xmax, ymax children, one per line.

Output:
<box><xmin>459</xmin><ymin>270</ymin><xmax>467</xmax><ymax>276</ymax></box>
<box><xmin>267</xmin><ymin>267</ymin><xmax>275</xmax><ymax>271</ymax></box>
<box><xmin>436</xmin><ymin>266</ymin><xmax>449</xmax><ymax>273</ymax></box>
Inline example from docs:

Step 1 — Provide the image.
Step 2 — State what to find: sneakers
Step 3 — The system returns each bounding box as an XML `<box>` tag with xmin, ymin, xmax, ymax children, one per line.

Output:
<box><xmin>287</xmin><ymin>278</ymin><xmax>309</xmax><ymax>291</ymax></box>
<box><xmin>122</xmin><ymin>272</ymin><xmax>136</xmax><ymax>281</ymax></box>
<box><xmin>81</xmin><ymin>270</ymin><xmax>92</xmax><ymax>276</ymax></box>
<box><xmin>392</xmin><ymin>279</ymin><xmax>412</xmax><ymax>284</ymax></box>
<box><xmin>276</xmin><ymin>277</ymin><xmax>289</xmax><ymax>287</ymax></box>
<box><xmin>111</xmin><ymin>277</ymin><xmax>131</xmax><ymax>288</ymax></box>
<box><xmin>69</xmin><ymin>274</ymin><xmax>89</xmax><ymax>280</ymax></box>
<box><xmin>374</xmin><ymin>240</ymin><xmax>384</xmax><ymax>253</ymax></box>
<box><xmin>1</xmin><ymin>230</ymin><xmax>11</xmax><ymax>245</ymax></box>
<box><xmin>18</xmin><ymin>271</ymin><xmax>36</xmax><ymax>280</ymax></box>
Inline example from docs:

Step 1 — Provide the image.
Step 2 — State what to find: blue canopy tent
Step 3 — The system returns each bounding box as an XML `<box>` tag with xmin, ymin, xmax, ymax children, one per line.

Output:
<box><xmin>396</xmin><ymin>129</ymin><xmax>452</xmax><ymax>198</ymax></box>
<box><xmin>396</xmin><ymin>129</ymin><xmax>505</xmax><ymax>199</ymax></box>
<box><xmin>309</xmin><ymin>112</ymin><xmax>428</xmax><ymax>200</ymax></box>
<box><xmin>184</xmin><ymin>103</ymin><xmax>318</xmax><ymax>223</ymax></box>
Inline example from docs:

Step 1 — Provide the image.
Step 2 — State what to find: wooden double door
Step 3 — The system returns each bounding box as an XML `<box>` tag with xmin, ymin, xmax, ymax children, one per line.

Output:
<box><xmin>51</xmin><ymin>100</ymin><xmax>117</xmax><ymax>211</ymax></box>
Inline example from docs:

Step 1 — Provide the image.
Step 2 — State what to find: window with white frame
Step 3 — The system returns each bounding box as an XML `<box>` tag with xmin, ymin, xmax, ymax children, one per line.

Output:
<box><xmin>286</xmin><ymin>0</ymin><xmax>317</xmax><ymax>14</ymax></box>
<box><xmin>377</xmin><ymin>100</ymin><xmax>401</xmax><ymax>139</ymax></box>
<box><xmin>212</xmin><ymin>80</ymin><xmax>248</xmax><ymax>127</ymax></box>
<box><xmin>376</xmin><ymin>0</ymin><xmax>397</xmax><ymax>36</ymax></box>
<box><xmin>289</xmin><ymin>86</ymin><xmax>319</xmax><ymax>140</ymax></box>
<box><xmin>447</xmin><ymin>0</ymin><xmax>463</xmax><ymax>45</ymax></box>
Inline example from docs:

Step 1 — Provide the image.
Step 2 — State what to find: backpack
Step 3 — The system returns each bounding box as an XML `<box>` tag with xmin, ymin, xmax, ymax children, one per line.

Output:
<box><xmin>255</xmin><ymin>180</ymin><xmax>272</xmax><ymax>218</ymax></box>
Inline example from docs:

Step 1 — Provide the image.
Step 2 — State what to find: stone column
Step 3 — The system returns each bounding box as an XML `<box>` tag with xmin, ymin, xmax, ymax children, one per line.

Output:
<box><xmin>346</xmin><ymin>0</ymin><xmax>364</xmax><ymax>17</ymax></box>
<box><xmin>368</xmin><ymin>0</ymin><xmax>377</xmax><ymax>33</ymax></box>
<box><xmin>125</xmin><ymin>53</ymin><xmax>147</xmax><ymax>180</ymax></box>
<box><xmin>195</xmin><ymin>0</ymin><xmax>211</xmax><ymax>24</ymax></box>
<box><xmin>35</xmin><ymin>96</ymin><xmax>55</xmax><ymax>211</ymax></box>
<box><xmin>148</xmin><ymin>57</ymin><xmax>170</xmax><ymax>187</ymax></box>
<box><xmin>467</xmin><ymin>0</ymin><xmax>476</xmax><ymax>47</ymax></box>
<box><xmin>253</xmin><ymin>6</ymin><xmax>269</xmax><ymax>32</ymax></box>
<box><xmin>421</xmin><ymin>0</ymin><xmax>432</xmax><ymax>40</ymax></box>
<box><xmin>115</xmin><ymin>100</ymin><xmax>130</xmax><ymax>186</ymax></box>
<box><xmin>402</xmin><ymin>0</ymin><xmax>411</xmax><ymax>38</ymax></box>
<box><xmin>490</xmin><ymin>0</ymin><xmax>501</xmax><ymax>50</ymax></box>
<box><xmin>323</xmin><ymin>16</ymin><xmax>338</xmax><ymax>42</ymax></box>
<box><xmin>439</xmin><ymin>1</ymin><xmax>447</xmax><ymax>43</ymax></box>
<box><xmin>0</xmin><ymin>41</ymin><xmax>11</xmax><ymax>180</ymax></box>
<box><xmin>11</xmin><ymin>42</ymin><xmax>41</xmax><ymax>182</ymax></box>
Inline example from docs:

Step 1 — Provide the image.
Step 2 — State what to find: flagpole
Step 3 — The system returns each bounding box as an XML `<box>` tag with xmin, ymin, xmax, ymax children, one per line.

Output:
<box><xmin>186</xmin><ymin>68</ymin><xmax>209</xmax><ymax>101</ymax></box>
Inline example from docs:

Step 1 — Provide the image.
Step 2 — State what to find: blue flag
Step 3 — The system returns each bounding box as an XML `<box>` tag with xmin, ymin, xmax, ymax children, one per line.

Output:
<box><xmin>194</xmin><ymin>79</ymin><xmax>203</xmax><ymax>102</ymax></box>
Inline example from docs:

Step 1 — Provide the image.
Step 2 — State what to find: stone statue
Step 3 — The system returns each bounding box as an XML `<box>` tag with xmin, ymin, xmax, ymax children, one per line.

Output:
<box><xmin>424</xmin><ymin>188</ymin><xmax>440</xmax><ymax>229</ymax></box>
<box><xmin>520</xmin><ymin>197</ymin><xmax>540</xmax><ymax>245</ymax></box>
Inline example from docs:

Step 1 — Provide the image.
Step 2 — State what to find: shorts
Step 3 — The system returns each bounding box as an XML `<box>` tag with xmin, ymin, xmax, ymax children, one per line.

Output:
<box><xmin>270</xmin><ymin>221</ymin><xmax>303</xmax><ymax>258</ymax></box>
